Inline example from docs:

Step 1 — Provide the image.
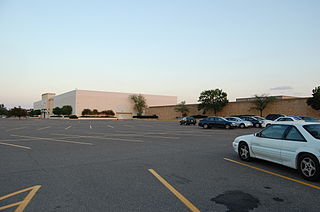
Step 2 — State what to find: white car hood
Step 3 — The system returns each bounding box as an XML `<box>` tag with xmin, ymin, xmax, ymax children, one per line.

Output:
<box><xmin>234</xmin><ymin>134</ymin><xmax>254</xmax><ymax>143</ymax></box>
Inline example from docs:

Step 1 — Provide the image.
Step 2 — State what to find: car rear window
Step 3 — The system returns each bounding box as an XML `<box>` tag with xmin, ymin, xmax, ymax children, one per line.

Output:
<box><xmin>303</xmin><ymin>124</ymin><xmax>320</xmax><ymax>139</ymax></box>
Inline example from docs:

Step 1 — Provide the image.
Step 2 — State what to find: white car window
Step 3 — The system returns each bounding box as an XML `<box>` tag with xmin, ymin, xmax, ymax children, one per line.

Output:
<box><xmin>303</xmin><ymin>124</ymin><xmax>320</xmax><ymax>139</ymax></box>
<box><xmin>260</xmin><ymin>125</ymin><xmax>288</xmax><ymax>139</ymax></box>
<box><xmin>285</xmin><ymin>126</ymin><xmax>305</xmax><ymax>141</ymax></box>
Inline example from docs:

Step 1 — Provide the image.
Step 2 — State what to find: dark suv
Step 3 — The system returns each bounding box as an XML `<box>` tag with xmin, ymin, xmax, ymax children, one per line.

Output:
<box><xmin>198</xmin><ymin>117</ymin><xmax>237</xmax><ymax>129</ymax></box>
<box><xmin>265</xmin><ymin>114</ymin><xmax>285</xmax><ymax>121</ymax></box>
<box><xmin>179</xmin><ymin>117</ymin><xmax>196</xmax><ymax>125</ymax></box>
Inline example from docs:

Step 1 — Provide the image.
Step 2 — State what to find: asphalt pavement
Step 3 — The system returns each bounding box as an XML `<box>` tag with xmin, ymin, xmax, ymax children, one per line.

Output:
<box><xmin>1</xmin><ymin>119</ymin><xmax>320</xmax><ymax>212</ymax></box>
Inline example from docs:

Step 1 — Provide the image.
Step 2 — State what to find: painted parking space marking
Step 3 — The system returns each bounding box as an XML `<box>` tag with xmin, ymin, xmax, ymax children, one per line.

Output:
<box><xmin>0</xmin><ymin>185</ymin><xmax>41</xmax><ymax>212</ymax></box>
<box><xmin>52</xmin><ymin>133</ymin><xmax>144</xmax><ymax>143</ymax></box>
<box><xmin>0</xmin><ymin>142</ymin><xmax>31</xmax><ymax>150</ymax></box>
<box><xmin>148</xmin><ymin>169</ymin><xmax>201</xmax><ymax>212</ymax></box>
<box><xmin>37</xmin><ymin>126</ymin><xmax>51</xmax><ymax>131</ymax></box>
<box><xmin>10</xmin><ymin>134</ymin><xmax>93</xmax><ymax>145</ymax></box>
<box><xmin>0</xmin><ymin>138</ymin><xmax>35</xmax><ymax>142</ymax></box>
<box><xmin>107</xmin><ymin>125</ymin><xmax>114</xmax><ymax>128</ymax></box>
<box><xmin>224</xmin><ymin>158</ymin><xmax>320</xmax><ymax>190</ymax></box>
<box><xmin>90</xmin><ymin>125</ymin><xmax>92</xmax><ymax>129</ymax></box>
<box><xmin>123</xmin><ymin>125</ymin><xmax>135</xmax><ymax>128</ymax></box>
<box><xmin>65</xmin><ymin>126</ymin><xmax>72</xmax><ymax>130</ymax></box>
<box><xmin>87</xmin><ymin>132</ymin><xmax>179</xmax><ymax>140</ymax></box>
<box><xmin>6</xmin><ymin>127</ymin><xmax>27</xmax><ymax>132</ymax></box>
<box><xmin>116</xmin><ymin>130</ymin><xmax>213</xmax><ymax>137</ymax></box>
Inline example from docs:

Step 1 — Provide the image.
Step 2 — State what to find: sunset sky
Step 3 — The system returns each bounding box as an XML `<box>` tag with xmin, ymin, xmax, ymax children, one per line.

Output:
<box><xmin>1</xmin><ymin>0</ymin><xmax>319</xmax><ymax>108</ymax></box>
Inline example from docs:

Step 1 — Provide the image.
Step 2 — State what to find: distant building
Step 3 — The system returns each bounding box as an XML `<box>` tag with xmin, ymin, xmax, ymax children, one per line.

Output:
<box><xmin>236</xmin><ymin>95</ymin><xmax>301</xmax><ymax>102</ymax></box>
<box><xmin>33</xmin><ymin>90</ymin><xmax>177</xmax><ymax>119</ymax></box>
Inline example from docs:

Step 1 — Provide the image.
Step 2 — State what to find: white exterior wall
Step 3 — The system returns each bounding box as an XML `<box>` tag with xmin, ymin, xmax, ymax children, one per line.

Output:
<box><xmin>33</xmin><ymin>100</ymin><xmax>43</xmax><ymax>110</ymax></box>
<box><xmin>34</xmin><ymin>89</ymin><xmax>177</xmax><ymax>118</ymax></box>
<box><xmin>75</xmin><ymin>90</ymin><xmax>177</xmax><ymax>117</ymax></box>
<box><xmin>53</xmin><ymin>90</ymin><xmax>77</xmax><ymax>114</ymax></box>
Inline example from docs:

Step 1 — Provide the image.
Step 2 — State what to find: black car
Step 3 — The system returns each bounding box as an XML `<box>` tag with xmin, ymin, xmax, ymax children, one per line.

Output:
<box><xmin>265</xmin><ymin>114</ymin><xmax>285</xmax><ymax>120</ymax></box>
<box><xmin>180</xmin><ymin>117</ymin><xmax>196</xmax><ymax>125</ymax></box>
<box><xmin>238</xmin><ymin>116</ymin><xmax>262</xmax><ymax>128</ymax></box>
<box><xmin>198</xmin><ymin>116</ymin><xmax>237</xmax><ymax>129</ymax></box>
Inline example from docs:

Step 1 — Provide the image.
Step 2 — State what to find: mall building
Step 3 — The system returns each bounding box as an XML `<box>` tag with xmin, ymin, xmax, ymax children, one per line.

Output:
<box><xmin>33</xmin><ymin>90</ymin><xmax>177</xmax><ymax>119</ymax></box>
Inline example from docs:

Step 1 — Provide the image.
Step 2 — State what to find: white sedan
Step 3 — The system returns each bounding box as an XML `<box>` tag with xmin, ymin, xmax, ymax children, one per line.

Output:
<box><xmin>232</xmin><ymin>122</ymin><xmax>320</xmax><ymax>181</ymax></box>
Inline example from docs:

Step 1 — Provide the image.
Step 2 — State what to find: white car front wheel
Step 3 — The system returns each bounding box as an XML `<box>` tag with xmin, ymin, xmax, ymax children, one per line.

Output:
<box><xmin>238</xmin><ymin>142</ymin><xmax>251</xmax><ymax>161</ymax></box>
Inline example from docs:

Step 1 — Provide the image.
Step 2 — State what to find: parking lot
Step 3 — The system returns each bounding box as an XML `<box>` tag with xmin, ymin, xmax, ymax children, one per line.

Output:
<box><xmin>1</xmin><ymin>119</ymin><xmax>320</xmax><ymax>212</ymax></box>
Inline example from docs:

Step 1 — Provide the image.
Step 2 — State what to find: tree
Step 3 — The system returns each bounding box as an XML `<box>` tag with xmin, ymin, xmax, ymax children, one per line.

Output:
<box><xmin>307</xmin><ymin>86</ymin><xmax>320</xmax><ymax>110</ymax></box>
<box><xmin>198</xmin><ymin>89</ymin><xmax>228</xmax><ymax>115</ymax></box>
<box><xmin>82</xmin><ymin>109</ymin><xmax>92</xmax><ymax>116</ymax></box>
<box><xmin>0</xmin><ymin>104</ymin><xmax>8</xmax><ymax>117</ymax></box>
<box><xmin>250</xmin><ymin>94</ymin><xmax>276</xmax><ymax>116</ymax></box>
<box><xmin>8</xmin><ymin>106</ymin><xmax>28</xmax><ymax>119</ymax></box>
<box><xmin>28</xmin><ymin>109</ymin><xmax>41</xmax><ymax>117</ymax></box>
<box><xmin>52</xmin><ymin>107</ymin><xmax>62</xmax><ymax>116</ymax></box>
<box><xmin>175</xmin><ymin>101</ymin><xmax>189</xmax><ymax>117</ymax></box>
<box><xmin>92</xmin><ymin>109</ymin><xmax>99</xmax><ymax>115</ymax></box>
<box><xmin>61</xmin><ymin>105</ymin><xmax>73</xmax><ymax>116</ymax></box>
<box><xmin>130</xmin><ymin>94</ymin><xmax>147</xmax><ymax>116</ymax></box>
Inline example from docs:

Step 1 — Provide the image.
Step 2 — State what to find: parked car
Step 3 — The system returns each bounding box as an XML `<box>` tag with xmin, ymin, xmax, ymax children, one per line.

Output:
<box><xmin>232</xmin><ymin>122</ymin><xmax>320</xmax><ymax>181</ymax></box>
<box><xmin>225</xmin><ymin>117</ymin><xmax>253</xmax><ymax>128</ymax></box>
<box><xmin>274</xmin><ymin>116</ymin><xmax>304</xmax><ymax>122</ymax></box>
<box><xmin>180</xmin><ymin>117</ymin><xmax>196</xmax><ymax>125</ymax></box>
<box><xmin>198</xmin><ymin>116</ymin><xmax>237</xmax><ymax>129</ymax></box>
<box><xmin>252</xmin><ymin>116</ymin><xmax>273</xmax><ymax>128</ymax></box>
<box><xmin>238</xmin><ymin>116</ymin><xmax>262</xmax><ymax>128</ymax></box>
<box><xmin>265</xmin><ymin>114</ymin><xmax>285</xmax><ymax>120</ymax></box>
<box><xmin>299</xmin><ymin>116</ymin><xmax>320</xmax><ymax>122</ymax></box>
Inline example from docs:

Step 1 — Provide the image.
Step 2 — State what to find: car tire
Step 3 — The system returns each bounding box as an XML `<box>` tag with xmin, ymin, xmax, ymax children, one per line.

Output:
<box><xmin>225</xmin><ymin>124</ymin><xmax>231</xmax><ymax>129</ymax></box>
<box><xmin>266</xmin><ymin>124</ymin><xmax>271</xmax><ymax>127</ymax></box>
<box><xmin>238</xmin><ymin>142</ymin><xmax>251</xmax><ymax>161</ymax></box>
<box><xmin>254</xmin><ymin>123</ymin><xmax>260</xmax><ymax>128</ymax></box>
<box><xmin>298</xmin><ymin>154</ymin><xmax>320</xmax><ymax>181</ymax></box>
<box><xmin>203</xmin><ymin>124</ymin><xmax>209</xmax><ymax>129</ymax></box>
<box><xmin>239</xmin><ymin>124</ymin><xmax>245</xmax><ymax>128</ymax></box>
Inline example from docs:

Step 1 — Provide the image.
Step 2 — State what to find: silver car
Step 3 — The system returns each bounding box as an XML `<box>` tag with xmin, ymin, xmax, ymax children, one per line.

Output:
<box><xmin>225</xmin><ymin>117</ymin><xmax>253</xmax><ymax>128</ymax></box>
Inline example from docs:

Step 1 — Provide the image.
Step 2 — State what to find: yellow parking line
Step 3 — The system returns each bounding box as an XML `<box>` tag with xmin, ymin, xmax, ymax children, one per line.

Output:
<box><xmin>0</xmin><ymin>185</ymin><xmax>41</xmax><ymax>212</ymax></box>
<box><xmin>0</xmin><ymin>142</ymin><xmax>31</xmax><ymax>150</ymax></box>
<box><xmin>0</xmin><ymin>201</ymin><xmax>22</xmax><ymax>210</ymax></box>
<box><xmin>52</xmin><ymin>133</ymin><xmax>144</xmax><ymax>143</ymax></box>
<box><xmin>224</xmin><ymin>158</ymin><xmax>320</xmax><ymax>190</ymax></box>
<box><xmin>37</xmin><ymin>126</ymin><xmax>51</xmax><ymax>131</ymax></box>
<box><xmin>10</xmin><ymin>134</ymin><xmax>93</xmax><ymax>145</ymax></box>
<box><xmin>148</xmin><ymin>169</ymin><xmax>201</xmax><ymax>212</ymax></box>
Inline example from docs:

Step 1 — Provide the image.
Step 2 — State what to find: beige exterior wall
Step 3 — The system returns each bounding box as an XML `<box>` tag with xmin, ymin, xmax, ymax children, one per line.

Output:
<box><xmin>145</xmin><ymin>98</ymin><xmax>320</xmax><ymax>120</ymax></box>
<box><xmin>33</xmin><ymin>93</ymin><xmax>56</xmax><ymax>115</ymax></box>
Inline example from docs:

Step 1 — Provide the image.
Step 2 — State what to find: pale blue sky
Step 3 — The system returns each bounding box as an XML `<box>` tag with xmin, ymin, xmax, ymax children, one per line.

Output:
<box><xmin>1</xmin><ymin>0</ymin><xmax>319</xmax><ymax>108</ymax></box>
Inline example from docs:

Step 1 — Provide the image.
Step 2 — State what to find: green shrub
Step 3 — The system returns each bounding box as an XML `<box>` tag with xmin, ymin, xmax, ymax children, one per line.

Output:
<box><xmin>69</xmin><ymin>115</ymin><xmax>78</xmax><ymax>119</ymax></box>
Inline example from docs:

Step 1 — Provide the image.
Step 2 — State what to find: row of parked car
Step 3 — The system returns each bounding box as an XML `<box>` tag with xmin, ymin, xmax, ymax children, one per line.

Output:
<box><xmin>179</xmin><ymin>114</ymin><xmax>320</xmax><ymax>129</ymax></box>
